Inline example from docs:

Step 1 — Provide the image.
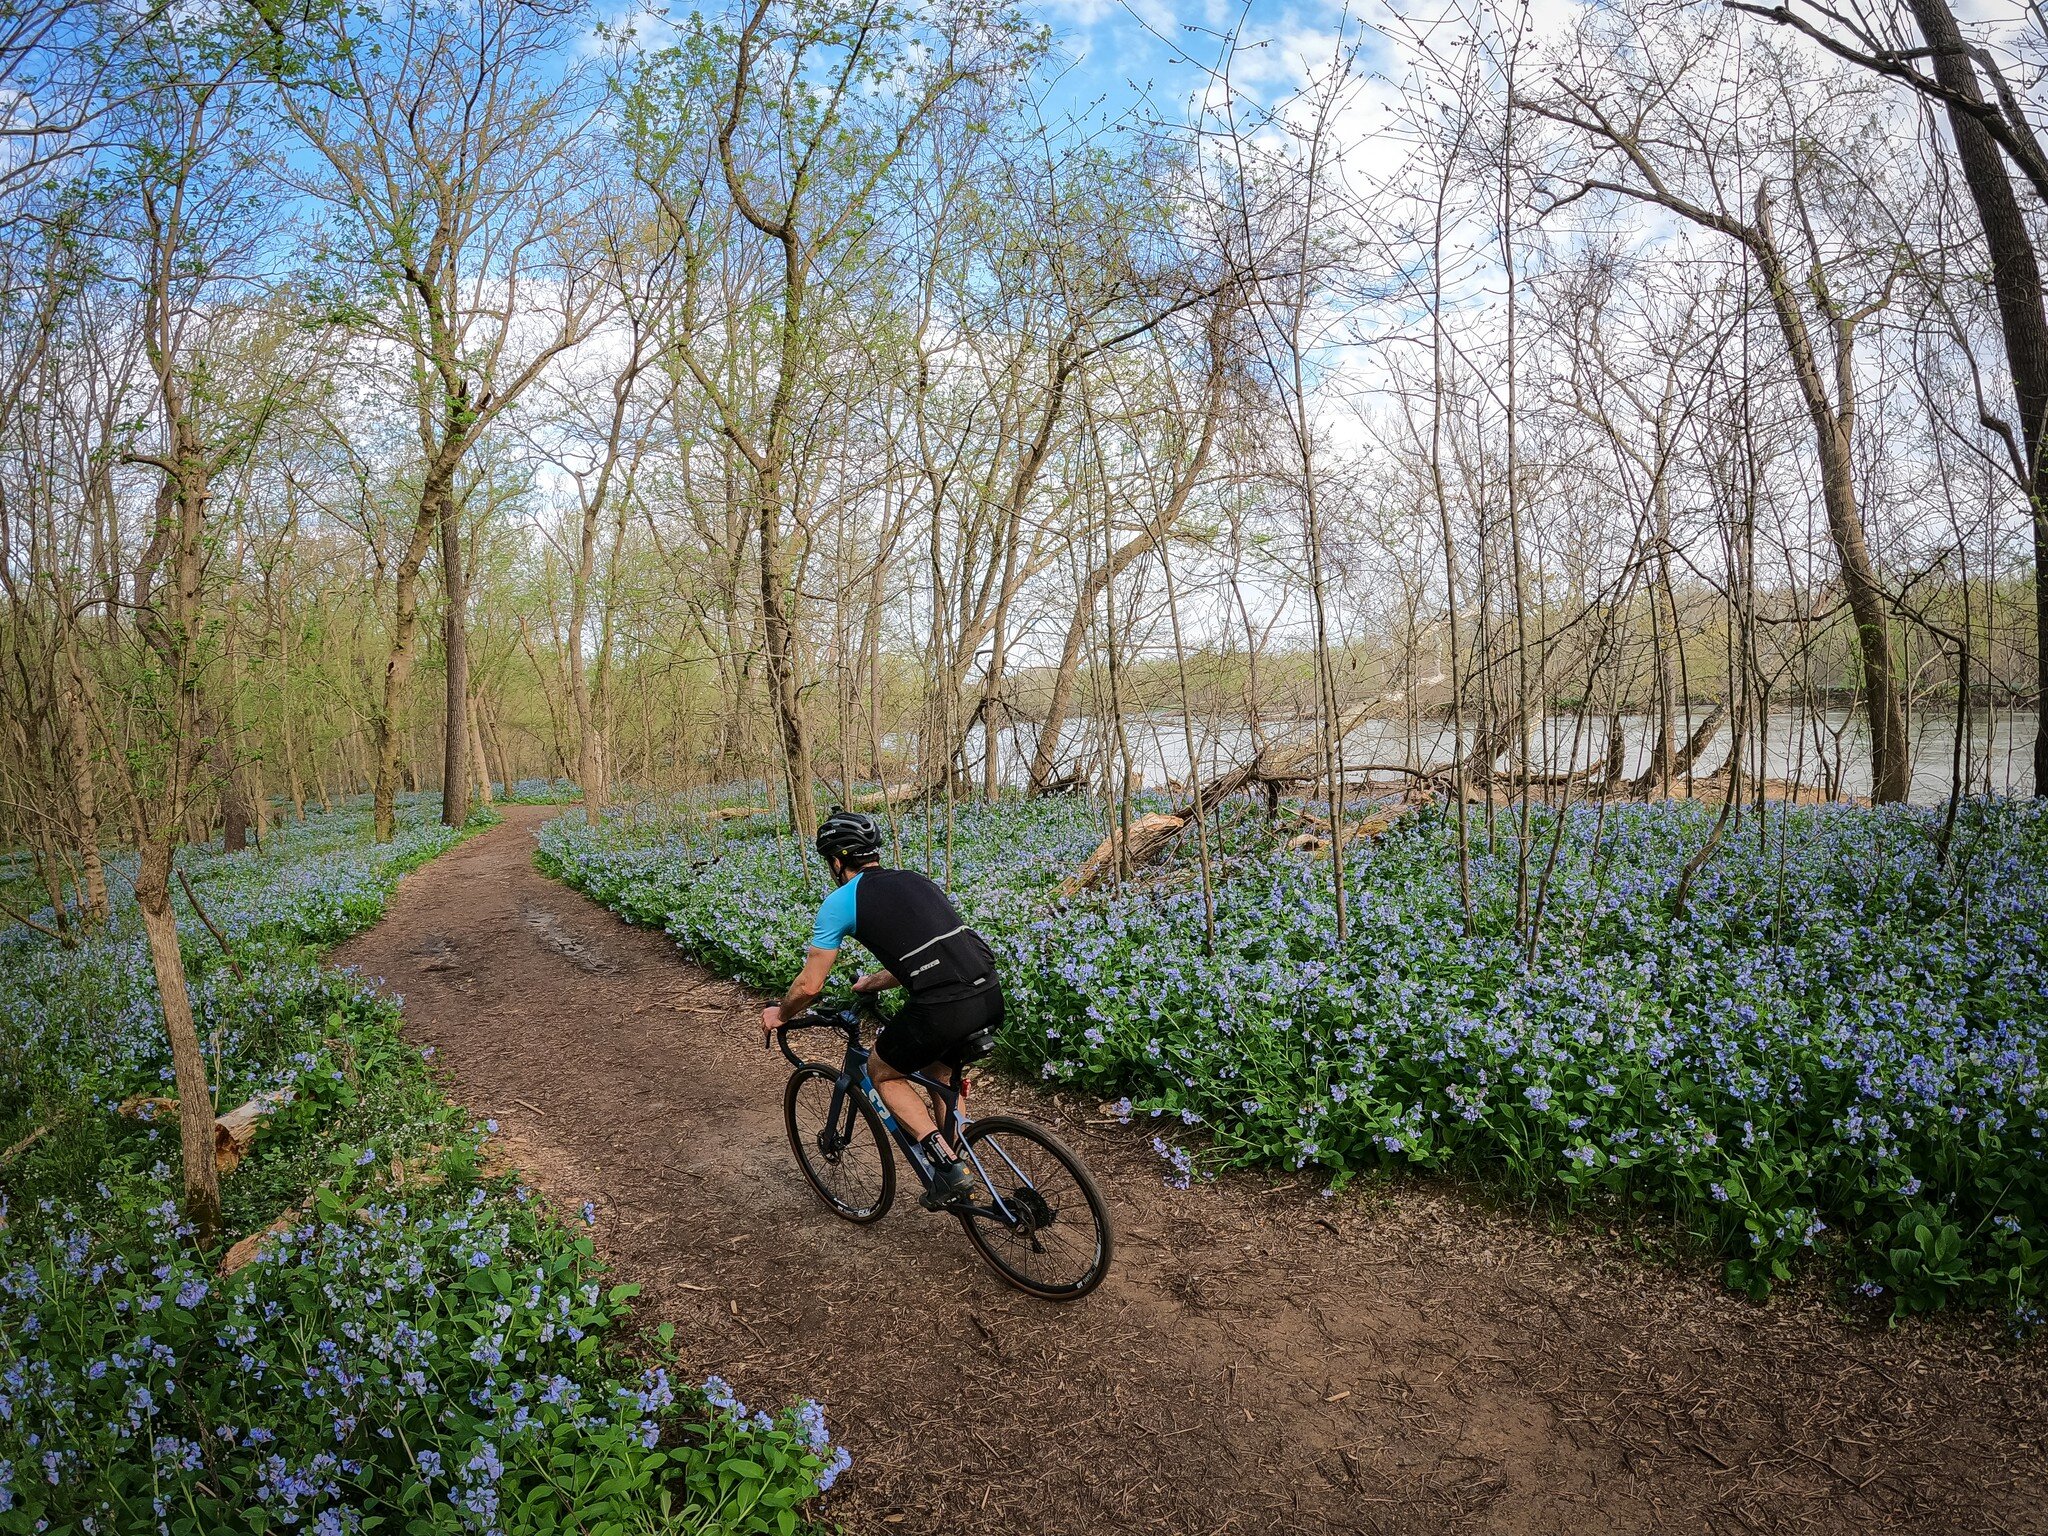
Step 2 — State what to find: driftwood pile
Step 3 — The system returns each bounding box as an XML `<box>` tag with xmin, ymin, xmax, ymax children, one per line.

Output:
<box><xmin>1054</xmin><ymin>692</ymin><xmax>1745</xmax><ymax>894</ymax></box>
<box><xmin>1061</xmin><ymin>701</ymin><xmax>1418</xmax><ymax>895</ymax></box>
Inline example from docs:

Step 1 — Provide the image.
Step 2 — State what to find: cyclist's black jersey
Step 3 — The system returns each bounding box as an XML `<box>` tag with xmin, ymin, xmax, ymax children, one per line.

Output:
<box><xmin>850</xmin><ymin>868</ymin><xmax>998</xmax><ymax>1007</ymax></box>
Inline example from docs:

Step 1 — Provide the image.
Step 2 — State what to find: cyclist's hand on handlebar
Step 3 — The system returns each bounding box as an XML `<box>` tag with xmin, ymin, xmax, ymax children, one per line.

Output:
<box><xmin>760</xmin><ymin>1005</ymin><xmax>783</xmax><ymax>1038</ymax></box>
<box><xmin>850</xmin><ymin>971</ymin><xmax>888</xmax><ymax>995</ymax></box>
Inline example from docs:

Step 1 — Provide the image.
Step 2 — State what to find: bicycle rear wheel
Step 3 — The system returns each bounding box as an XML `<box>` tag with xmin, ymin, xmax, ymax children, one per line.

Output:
<box><xmin>957</xmin><ymin>1115</ymin><xmax>1113</xmax><ymax>1300</ymax></box>
<box><xmin>785</xmin><ymin>1065</ymin><xmax>895</xmax><ymax>1223</ymax></box>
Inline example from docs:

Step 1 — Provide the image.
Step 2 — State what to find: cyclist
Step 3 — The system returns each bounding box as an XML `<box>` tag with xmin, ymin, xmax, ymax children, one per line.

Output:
<box><xmin>759</xmin><ymin>806</ymin><xmax>1001</xmax><ymax>1209</ymax></box>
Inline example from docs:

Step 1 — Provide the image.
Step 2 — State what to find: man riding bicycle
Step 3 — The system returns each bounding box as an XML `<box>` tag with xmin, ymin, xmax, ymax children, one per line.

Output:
<box><xmin>759</xmin><ymin>806</ymin><xmax>1001</xmax><ymax>1209</ymax></box>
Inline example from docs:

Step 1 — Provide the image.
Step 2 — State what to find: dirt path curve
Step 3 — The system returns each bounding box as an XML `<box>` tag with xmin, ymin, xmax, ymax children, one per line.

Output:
<box><xmin>336</xmin><ymin>808</ymin><xmax>2047</xmax><ymax>1536</ymax></box>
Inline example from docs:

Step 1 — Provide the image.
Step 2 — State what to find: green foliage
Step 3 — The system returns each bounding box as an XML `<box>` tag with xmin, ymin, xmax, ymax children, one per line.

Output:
<box><xmin>541</xmin><ymin>793</ymin><xmax>2048</xmax><ymax>1326</ymax></box>
<box><xmin>0</xmin><ymin>799</ymin><xmax>841</xmax><ymax>1530</ymax></box>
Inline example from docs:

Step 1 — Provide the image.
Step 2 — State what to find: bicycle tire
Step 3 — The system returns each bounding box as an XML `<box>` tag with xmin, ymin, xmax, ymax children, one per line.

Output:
<box><xmin>784</xmin><ymin>1064</ymin><xmax>895</xmax><ymax>1224</ymax></box>
<box><xmin>956</xmin><ymin>1115</ymin><xmax>1113</xmax><ymax>1300</ymax></box>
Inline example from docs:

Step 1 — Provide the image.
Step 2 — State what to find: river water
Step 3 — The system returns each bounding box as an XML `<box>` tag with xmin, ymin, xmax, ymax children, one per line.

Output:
<box><xmin>959</xmin><ymin>708</ymin><xmax>2039</xmax><ymax>807</ymax></box>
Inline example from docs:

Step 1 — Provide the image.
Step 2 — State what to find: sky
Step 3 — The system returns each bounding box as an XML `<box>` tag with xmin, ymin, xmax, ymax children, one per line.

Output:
<box><xmin>1032</xmin><ymin>0</ymin><xmax>1348</xmax><ymax>128</ymax></box>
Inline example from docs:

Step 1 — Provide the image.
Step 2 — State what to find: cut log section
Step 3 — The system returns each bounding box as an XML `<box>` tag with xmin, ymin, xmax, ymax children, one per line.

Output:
<box><xmin>214</xmin><ymin>1090</ymin><xmax>292</xmax><ymax>1174</ymax></box>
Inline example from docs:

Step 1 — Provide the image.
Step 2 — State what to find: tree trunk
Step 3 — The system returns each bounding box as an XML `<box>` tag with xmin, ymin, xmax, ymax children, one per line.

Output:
<box><xmin>59</xmin><ymin>635</ymin><xmax>110</xmax><ymax>923</ymax></box>
<box><xmin>1903</xmin><ymin>0</ymin><xmax>2048</xmax><ymax>797</ymax></box>
<box><xmin>1751</xmin><ymin>193</ymin><xmax>1910</xmax><ymax>802</ymax></box>
<box><xmin>469</xmin><ymin>699</ymin><xmax>494</xmax><ymax>806</ymax></box>
<box><xmin>1645</xmin><ymin>477</ymin><xmax>1681</xmax><ymax>794</ymax></box>
<box><xmin>229</xmin><ymin>612</ymin><xmax>268</xmax><ymax>845</ymax></box>
<box><xmin>568</xmin><ymin>513</ymin><xmax>604</xmax><ymax>824</ymax></box>
<box><xmin>758</xmin><ymin>465</ymin><xmax>817</xmax><ymax>838</ymax></box>
<box><xmin>135</xmin><ymin>839</ymin><xmax>221</xmax><ymax>1243</ymax></box>
<box><xmin>372</xmin><ymin>474</ymin><xmax>445</xmax><ymax>842</ymax></box>
<box><xmin>483</xmin><ymin>698</ymin><xmax>515</xmax><ymax>797</ymax></box>
<box><xmin>210</xmin><ymin>709</ymin><xmax>251</xmax><ymax>853</ymax></box>
<box><xmin>439</xmin><ymin>491</ymin><xmax>471</xmax><ymax>828</ymax></box>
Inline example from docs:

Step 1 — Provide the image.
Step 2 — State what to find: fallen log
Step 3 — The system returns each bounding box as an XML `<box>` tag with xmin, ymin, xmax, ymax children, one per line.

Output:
<box><xmin>1060</xmin><ymin>813</ymin><xmax>1186</xmax><ymax>895</ymax></box>
<box><xmin>1175</xmin><ymin>697</ymin><xmax>1394</xmax><ymax>821</ymax></box>
<box><xmin>220</xmin><ymin>1207</ymin><xmax>302</xmax><ymax>1276</ymax></box>
<box><xmin>118</xmin><ymin>1088</ymin><xmax>292</xmax><ymax>1173</ymax></box>
<box><xmin>1058</xmin><ymin>699</ymin><xmax>1396</xmax><ymax>889</ymax></box>
<box><xmin>846</xmin><ymin>783</ymin><xmax>924</xmax><ymax>812</ymax></box>
<box><xmin>0</xmin><ymin>1121</ymin><xmax>57</xmax><ymax>1168</ymax></box>
<box><xmin>1282</xmin><ymin>805</ymin><xmax>1413</xmax><ymax>856</ymax></box>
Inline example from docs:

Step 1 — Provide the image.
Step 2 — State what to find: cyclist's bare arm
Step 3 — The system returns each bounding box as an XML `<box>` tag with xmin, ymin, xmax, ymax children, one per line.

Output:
<box><xmin>761</xmin><ymin>946</ymin><xmax>839</xmax><ymax>1035</ymax></box>
<box><xmin>851</xmin><ymin>968</ymin><xmax>899</xmax><ymax>993</ymax></box>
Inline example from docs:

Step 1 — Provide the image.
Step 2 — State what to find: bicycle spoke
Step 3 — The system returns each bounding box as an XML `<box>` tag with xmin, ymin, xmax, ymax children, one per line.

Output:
<box><xmin>960</xmin><ymin>1120</ymin><xmax>1110</xmax><ymax>1297</ymax></box>
<box><xmin>787</xmin><ymin>1067</ymin><xmax>892</xmax><ymax>1220</ymax></box>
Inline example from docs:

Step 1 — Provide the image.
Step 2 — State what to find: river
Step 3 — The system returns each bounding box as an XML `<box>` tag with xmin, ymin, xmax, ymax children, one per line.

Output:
<box><xmin>958</xmin><ymin>707</ymin><xmax>2040</xmax><ymax>806</ymax></box>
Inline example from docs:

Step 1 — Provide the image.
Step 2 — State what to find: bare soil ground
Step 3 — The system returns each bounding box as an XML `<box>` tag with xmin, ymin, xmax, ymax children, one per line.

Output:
<box><xmin>334</xmin><ymin>807</ymin><xmax>2048</xmax><ymax>1536</ymax></box>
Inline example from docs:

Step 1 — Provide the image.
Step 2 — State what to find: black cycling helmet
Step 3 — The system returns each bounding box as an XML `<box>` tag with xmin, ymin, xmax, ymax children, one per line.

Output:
<box><xmin>815</xmin><ymin>805</ymin><xmax>883</xmax><ymax>864</ymax></box>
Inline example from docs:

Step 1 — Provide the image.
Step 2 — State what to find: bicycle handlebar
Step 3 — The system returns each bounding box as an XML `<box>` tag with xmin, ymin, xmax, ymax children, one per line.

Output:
<box><xmin>767</xmin><ymin>1005</ymin><xmax>867</xmax><ymax>1068</ymax></box>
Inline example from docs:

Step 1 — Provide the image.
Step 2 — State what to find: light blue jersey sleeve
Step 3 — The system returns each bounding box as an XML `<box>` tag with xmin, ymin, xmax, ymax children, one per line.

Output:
<box><xmin>809</xmin><ymin>874</ymin><xmax>861</xmax><ymax>951</ymax></box>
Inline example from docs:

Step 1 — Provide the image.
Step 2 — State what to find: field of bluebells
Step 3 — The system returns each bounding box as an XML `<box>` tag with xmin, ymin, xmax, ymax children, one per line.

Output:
<box><xmin>540</xmin><ymin>793</ymin><xmax>2048</xmax><ymax>1324</ymax></box>
<box><xmin>0</xmin><ymin>798</ymin><xmax>844</xmax><ymax>1534</ymax></box>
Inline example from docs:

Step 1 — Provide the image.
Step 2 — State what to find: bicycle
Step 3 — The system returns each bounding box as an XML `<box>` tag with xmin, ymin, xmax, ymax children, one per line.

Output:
<box><xmin>769</xmin><ymin>1004</ymin><xmax>1114</xmax><ymax>1300</ymax></box>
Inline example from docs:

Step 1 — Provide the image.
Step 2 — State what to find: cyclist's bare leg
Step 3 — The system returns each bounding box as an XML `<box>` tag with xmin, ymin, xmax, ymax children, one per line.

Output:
<box><xmin>926</xmin><ymin>1065</ymin><xmax>959</xmax><ymax>1146</ymax></box>
<box><xmin>870</xmin><ymin>1055</ymin><xmax>943</xmax><ymax>1145</ymax></box>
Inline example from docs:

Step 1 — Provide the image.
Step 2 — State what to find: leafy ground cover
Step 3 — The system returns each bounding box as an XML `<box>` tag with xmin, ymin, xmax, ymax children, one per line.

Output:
<box><xmin>502</xmin><ymin>781</ymin><xmax>584</xmax><ymax>806</ymax></box>
<box><xmin>539</xmin><ymin>794</ymin><xmax>2048</xmax><ymax>1323</ymax></box>
<box><xmin>0</xmin><ymin>798</ymin><xmax>844</xmax><ymax>1534</ymax></box>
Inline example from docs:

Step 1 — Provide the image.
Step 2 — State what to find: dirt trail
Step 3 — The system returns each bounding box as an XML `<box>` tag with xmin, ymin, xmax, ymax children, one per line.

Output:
<box><xmin>335</xmin><ymin>808</ymin><xmax>2048</xmax><ymax>1536</ymax></box>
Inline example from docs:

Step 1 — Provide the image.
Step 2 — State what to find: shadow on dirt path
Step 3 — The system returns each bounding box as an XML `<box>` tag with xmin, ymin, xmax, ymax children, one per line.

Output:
<box><xmin>334</xmin><ymin>807</ymin><xmax>2047</xmax><ymax>1536</ymax></box>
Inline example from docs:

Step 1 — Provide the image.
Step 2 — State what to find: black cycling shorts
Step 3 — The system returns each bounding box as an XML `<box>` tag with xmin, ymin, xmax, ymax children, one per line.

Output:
<box><xmin>874</xmin><ymin>988</ymin><xmax>1004</xmax><ymax>1075</ymax></box>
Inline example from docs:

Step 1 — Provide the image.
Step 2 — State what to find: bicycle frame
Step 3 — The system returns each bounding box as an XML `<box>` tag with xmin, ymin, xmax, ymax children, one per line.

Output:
<box><xmin>775</xmin><ymin>1006</ymin><xmax>1027</xmax><ymax>1226</ymax></box>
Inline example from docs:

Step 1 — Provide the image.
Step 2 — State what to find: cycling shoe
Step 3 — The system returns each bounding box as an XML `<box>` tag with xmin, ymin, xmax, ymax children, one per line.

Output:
<box><xmin>920</xmin><ymin>1152</ymin><xmax>975</xmax><ymax>1211</ymax></box>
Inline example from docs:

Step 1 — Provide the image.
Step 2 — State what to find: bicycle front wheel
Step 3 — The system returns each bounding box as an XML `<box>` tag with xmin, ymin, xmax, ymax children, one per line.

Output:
<box><xmin>957</xmin><ymin>1115</ymin><xmax>1114</xmax><ymax>1300</ymax></box>
<box><xmin>785</xmin><ymin>1065</ymin><xmax>895</xmax><ymax>1223</ymax></box>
